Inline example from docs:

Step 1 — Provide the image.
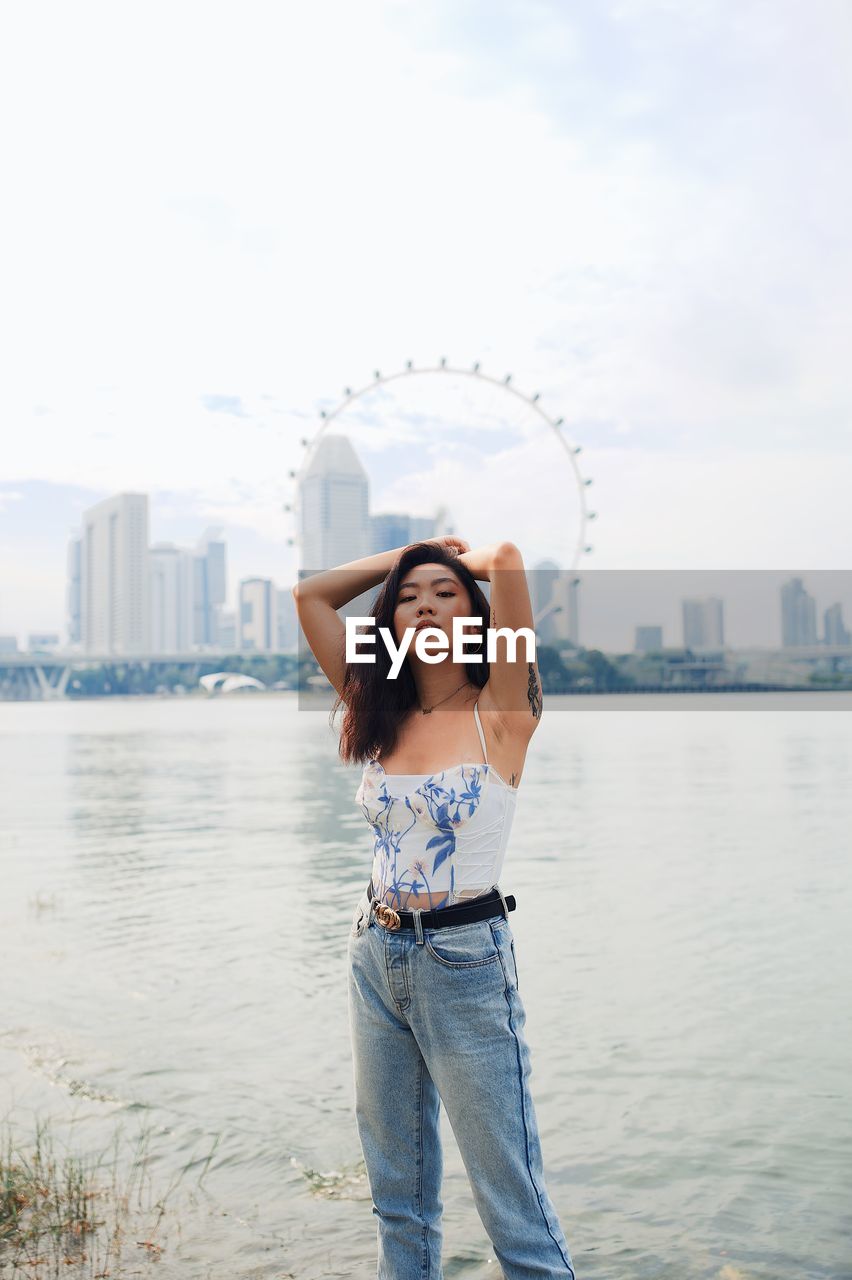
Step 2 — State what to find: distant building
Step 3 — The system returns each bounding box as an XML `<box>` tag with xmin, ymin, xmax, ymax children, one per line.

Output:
<box><xmin>0</xmin><ymin>635</ymin><xmax>18</xmax><ymax>654</ymax></box>
<box><xmin>81</xmin><ymin>493</ymin><xmax>150</xmax><ymax>654</ymax></box>
<box><xmin>530</xmin><ymin>560</ymin><xmax>565</xmax><ymax>644</ymax></box>
<box><xmin>781</xmin><ymin>577</ymin><xmax>818</xmax><ymax>647</ymax></box>
<box><xmin>276</xmin><ymin>588</ymin><xmax>298</xmax><ymax>652</ymax></box>
<box><xmin>240</xmin><ymin>578</ymin><xmax>275</xmax><ymax>651</ymax></box>
<box><xmin>150</xmin><ymin>543</ymin><xmax>194</xmax><ymax>653</ymax></box>
<box><xmin>824</xmin><ymin>602</ymin><xmax>851</xmax><ymax>646</ymax></box>
<box><xmin>299</xmin><ymin>434</ymin><xmax>370</xmax><ymax>574</ymax></box>
<box><xmin>66</xmin><ymin>535</ymin><xmax>82</xmax><ymax>646</ymax></box>
<box><xmin>635</xmin><ymin>625</ymin><xmax>663</xmax><ymax>653</ymax></box>
<box><xmin>409</xmin><ymin>516</ymin><xmax>438</xmax><ymax>542</ymax></box>
<box><xmin>193</xmin><ymin>528</ymin><xmax>227</xmax><ymax>646</ymax></box>
<box><xmin>371</xmin><ymin>513</ymin><xmax>411</xmax><ymax>554</ymax></box>
<box><xmin>682</xmin><ymin>597</ymin><xmax>724</xmax><ymax>650</ymax></box>
<box><xmin>27</xmin><ymin>633</ymin><xmax>60</xmax><ymax>653</ymax></box>
<box><xmin>149</xmin><ymin>527</ymin><xmax>227</xmax><ymax>654</ymax></box>
<box><xmin>218</xmin><ymin>610</ymin><xmax>237</xmax><ymax>651</ymax></box>
<box><xmin>370</xmin><ymin>512</ymin><xmax>437</xmax><ymax>555</ymax></box>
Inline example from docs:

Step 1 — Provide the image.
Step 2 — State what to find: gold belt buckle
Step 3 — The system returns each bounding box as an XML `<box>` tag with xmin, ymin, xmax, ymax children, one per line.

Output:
<box><xmin>373</xmin><ymin>899</ymin><xmax>402</xmax><ymax>931</ymax></box>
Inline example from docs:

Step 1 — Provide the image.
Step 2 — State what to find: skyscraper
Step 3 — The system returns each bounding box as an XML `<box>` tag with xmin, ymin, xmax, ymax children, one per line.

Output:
<box><xmin>824</xmin><ymin>602</ymin><xmax>850</xmax><ymax>647</ymax></box>
<box><xmin>193</xmin><ymin>528</ymin><xmax>227</xmax><ymax>646</ymax></box>
<box><xmin>276</xmin><ymin>588</ymin><xmax>298</xmax><ymax>652</ymax></box>
<box><xmin>150</xmin><ymin>543</ymin><xmax>194</xmax><ymax>653</ymax></box>
<box><xmin>781</xmin><ymin>577</ymin><xmax>818</xmax><ymax>647</ymax></box>
<box><xmin>298</xmin><ymin>434</ymin><xmax>370</xmax><ymax>574</ymax></box>
<box><xmin>66</xmin><ymin>534</ymin><xmax>82</xmax><ymax>646</ymax></box>
<box><xmin>635</xmin><ymin>625</ymin><xmax>663</xmax><ymax>653</ymax></box>
<box><xmin>81</xmin><ymin>493</ymin><xmax>150</xmax><ymax>654</ymax></box>
<box><xmin>529</xmin><ymin>559</ymin><xmax>563</xmax><ymax>644</ymax></box>
<box><xmin>370</xmin><ymin>512</ymin><xmax>437</xmax><ymax>555</ymax></box>
<box><xmin>682</xmin><ymin>597</ymin><xmax>725</xmax><ymax>650</ymax></box>
<box><xmin>240</xmin><ymin>577</ymin><xmax>274</xmax><ymax>651</ymax></box>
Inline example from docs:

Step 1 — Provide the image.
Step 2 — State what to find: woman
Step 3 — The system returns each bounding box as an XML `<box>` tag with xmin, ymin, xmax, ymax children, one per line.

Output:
<box><xmin>292</xmin><ymin>536</ymin><xmax>576</xmax><ymax>1279</ymax></box>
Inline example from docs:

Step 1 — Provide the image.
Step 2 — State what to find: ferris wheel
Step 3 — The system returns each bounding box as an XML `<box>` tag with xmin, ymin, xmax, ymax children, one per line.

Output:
<box><xmin>284</xmin><ymin>359</ymin><xmax>596</xmax><ymax>572</ymax></box>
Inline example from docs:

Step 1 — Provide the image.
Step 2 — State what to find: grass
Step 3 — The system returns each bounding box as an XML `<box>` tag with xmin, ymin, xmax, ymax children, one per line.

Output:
<box><xmin>0</xmin><ymin>1113</ymin><xmax>220</xmax><ymax>1277</ymax></box>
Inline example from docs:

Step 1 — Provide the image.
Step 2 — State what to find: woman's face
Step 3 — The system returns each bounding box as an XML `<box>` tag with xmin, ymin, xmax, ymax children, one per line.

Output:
<box><xmin>392</xmin><ymin>562</ymin><xmax>477</xmax><ymax>651</ymax></box>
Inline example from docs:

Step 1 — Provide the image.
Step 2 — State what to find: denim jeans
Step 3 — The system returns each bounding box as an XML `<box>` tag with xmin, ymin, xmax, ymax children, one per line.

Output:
<box><xmin>347</xmin><ymin>882</ymin><xmax>576</xmax><ymax>1279</ymax></box>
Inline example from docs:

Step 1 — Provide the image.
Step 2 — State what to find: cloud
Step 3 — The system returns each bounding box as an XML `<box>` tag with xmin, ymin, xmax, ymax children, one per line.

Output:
<box><xmin>0</xmin><ymin>0</ymin><xmax>849</xmax><ymax>632</ymax></box>
<box><xmin>201</xmin><ymin>394</ymin><xmax>249</xmax><ymax>418</ymax></box>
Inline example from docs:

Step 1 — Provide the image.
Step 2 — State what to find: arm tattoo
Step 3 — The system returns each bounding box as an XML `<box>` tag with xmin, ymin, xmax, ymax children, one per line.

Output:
<box><xmin>492</xmin><ymin>604</ymin><xmax>541</xmax><ymax>718</ymax></box>
<box><xmin>527</xmin><ymin>662</ymin><xmax>542</xmax><ymax>719</ymax></box>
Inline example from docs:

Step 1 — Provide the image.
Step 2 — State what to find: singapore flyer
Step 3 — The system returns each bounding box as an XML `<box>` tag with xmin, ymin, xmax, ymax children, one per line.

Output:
<box><xmin>286</xmin><ymin>359</ymin><xmax>597</xmax><ymax>573</ymax></box>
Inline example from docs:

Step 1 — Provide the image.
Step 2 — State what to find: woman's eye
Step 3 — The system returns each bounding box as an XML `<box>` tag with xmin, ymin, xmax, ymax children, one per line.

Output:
<box><xmin>399</xmin><ymin>592</ymin><xmax>454</xmax><ymax>604</ymax></box>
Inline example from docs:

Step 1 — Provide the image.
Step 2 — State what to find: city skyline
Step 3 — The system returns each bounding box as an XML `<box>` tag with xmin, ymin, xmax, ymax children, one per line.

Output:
<box><xmin>2</xmin><ymin>467</ymin><xmax>850</xmax><ymax>657</ymax></box>
<box><xmin>2</xmin><ymin>417</ymin><xmax>851</xmax><ymax>654</ymax></box>
<box><xmin>4</xmin><ymin>424</ymin><xmax>849</xmax><ymax>650</ymax></box>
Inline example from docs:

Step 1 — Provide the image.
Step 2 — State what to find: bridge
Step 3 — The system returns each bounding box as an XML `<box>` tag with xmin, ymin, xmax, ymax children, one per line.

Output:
<box><xmin>2</xmin><ymin>644</ymin><xmax>850</xmax><ymax>701</ymax></box>
<box><xmin>0</xmin><ymin>651</ymin><xmax>298</xmax><ymax>701</ymax></box>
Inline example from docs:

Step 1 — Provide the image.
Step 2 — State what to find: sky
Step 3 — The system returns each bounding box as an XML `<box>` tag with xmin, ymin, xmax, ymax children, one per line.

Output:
<box><xmin>1</xmin><ymin>0</ymin><xmax>850</xmax><ymax>639</ymax></box>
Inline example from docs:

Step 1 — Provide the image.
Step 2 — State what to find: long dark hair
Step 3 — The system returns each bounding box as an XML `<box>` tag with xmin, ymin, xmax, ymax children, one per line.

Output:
<box><xmin>332</xmin><ymin>542</ymin><xmax>491</xmax><ymax>765</ymax></box>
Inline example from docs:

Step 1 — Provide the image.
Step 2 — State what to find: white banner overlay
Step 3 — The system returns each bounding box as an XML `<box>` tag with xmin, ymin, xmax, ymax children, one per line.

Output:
<box><xmin>345</xmin><ymin>616</ymin><xmax>536</xmax><ymax>679</ymax></box>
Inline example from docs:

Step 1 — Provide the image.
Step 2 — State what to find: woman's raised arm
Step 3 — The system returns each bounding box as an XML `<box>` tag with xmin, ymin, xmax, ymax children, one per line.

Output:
<box><xmin>290</xmin><ymin>547</ymin><xmax>405</xmax><ymax>696</ymax></box>
<box><xmin>292</xmin><ymin>544</ymin><xmax>409</xmax><ymax>610</ymax></box>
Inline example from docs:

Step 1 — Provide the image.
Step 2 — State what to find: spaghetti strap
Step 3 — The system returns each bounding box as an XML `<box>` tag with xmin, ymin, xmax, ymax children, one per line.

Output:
<box><xmin>473</xmin><ymin>699</ymin><xmax>488</xmax><ymax>764</ymax></box>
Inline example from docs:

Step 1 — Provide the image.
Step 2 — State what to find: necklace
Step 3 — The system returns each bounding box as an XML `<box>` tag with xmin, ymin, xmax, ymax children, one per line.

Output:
<box><xmin>420</xmin><ymin>680</ymin><xmax>474</xmax><ymax>715</ymax></box>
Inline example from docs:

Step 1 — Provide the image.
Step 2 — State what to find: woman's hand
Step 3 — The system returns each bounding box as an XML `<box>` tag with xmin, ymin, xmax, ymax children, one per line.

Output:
<box><xmin>423</xmin><ymin>534</ymin><xmax>470</xmax><ymax>557</ymax></box>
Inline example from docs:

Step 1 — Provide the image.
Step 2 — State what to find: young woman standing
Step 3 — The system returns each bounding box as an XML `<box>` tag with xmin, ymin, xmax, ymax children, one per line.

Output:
<box><xmin>292</xmin><ymin>535</ymin><xmax>576</xmax><ymax>1279</ymax></box>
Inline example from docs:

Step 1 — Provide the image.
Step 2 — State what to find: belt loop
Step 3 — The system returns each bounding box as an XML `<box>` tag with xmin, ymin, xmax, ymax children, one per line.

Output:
<box><xmin>496</xmin><ymin>884</ymin><xmax>510</xmax><ymax>921</ymax></box>
<box><xmin>412</xmin><ymin>907</ymin><xmax>424</xmax><ymax>945</ymax></box>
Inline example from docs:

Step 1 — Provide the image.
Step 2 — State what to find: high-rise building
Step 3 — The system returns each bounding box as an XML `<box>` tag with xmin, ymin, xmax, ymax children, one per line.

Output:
<box><xmin>682</xmin><ymin>597</ymin><xmax>725</xmax><ymax>650</ymax></box>
<box><xmin>298</xmin><ymin>434</ymin><xmax>370</xmax><ymax>574</ymax></box>
<box><xmin>370</xmin><ymin>512</ymin><xmax>437</xmax><ymax>555</ymax></box>
<box><xmin>240</xmin><ymin>578</ymin><xmax>275</xmax><ymax>651</ymax></box>
<box><xmin>149</xmin><ymin>528</ymin><xmax>227</xmax><ymax>654</ymax></box>
<box><xmin>824</xmin><ymin>602</ymin><xmax>850</xmax><ymax>646</ymax></box>
<box><xmin>193</xmin><ymin>528</ymin><xmax>227</xmax><ymax>646</ymax></box>
<box><xmin>66</xmin><ymin>535</ymin><xmax>82</xmax><ymax>646</ymax></box>
<box><xmin>409</xmin><ymin>516</ymin><xmax>438</xmax><ymax>542</ymax></box>
<box><xmin>635</xmin><ymin>625</ymin><xmax>663</xmax><ymax>653</ymax></box>
<box><xmin>218</xmin><ymin>610</ymin><xmax>237</xmax><ymax>651</ymax></box>
<box><xmin>276</xmin><ymin>588</ymin><xmax>298</xmax><ymax>652</ymax></box>
<box><xmin>529</xmin><ymin>560</ymin><xmax>563</xmax><ymax>644</ymax></box>
<box><xmin>150</xmin><ymin>543</ymin><xmax>194</xmax><ymax>653</ymax></box>
<box><xmin>370</xmin><ymin>513</ymin><xmax>411</xmax><ymax>554</ymax></box>
<box><xmin>81</xmin><ymin>493</ymin><xmax>150</xmax><ymax>654</ymax></box>
<box><xmin>781</xmin><ymin>577</ymin><xmax>818</xmax><ymax>647</ymax></box>
<box><xmin>546</xmin><ymin>575</ymin><xmax>580</xmax><ymax>646</ymax></box>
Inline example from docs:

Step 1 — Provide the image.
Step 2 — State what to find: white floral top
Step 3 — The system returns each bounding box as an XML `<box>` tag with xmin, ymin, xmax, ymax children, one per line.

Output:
<box><xmin>354</xmin><ymin>702</ymin><xmax>519</xmax><ymax>910</ymax></box>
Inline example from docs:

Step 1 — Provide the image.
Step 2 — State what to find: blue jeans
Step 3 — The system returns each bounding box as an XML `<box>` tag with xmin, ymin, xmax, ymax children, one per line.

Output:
<box><xmin>347</xmin><ymin>883</ymin><xmax>576</xmax><ymax>1279</ymax></box>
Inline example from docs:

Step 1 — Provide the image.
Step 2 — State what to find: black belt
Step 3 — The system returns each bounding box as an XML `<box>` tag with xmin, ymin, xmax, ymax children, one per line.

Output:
<box><xmin>366</xmin><ymin>879</ymin><xmax>515</xmax><ymax>931</ymax></box>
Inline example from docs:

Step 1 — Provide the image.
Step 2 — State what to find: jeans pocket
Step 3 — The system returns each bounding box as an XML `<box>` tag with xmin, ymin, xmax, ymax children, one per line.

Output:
<box><xmin>510</xmin><ymin>936</ymin><xmax>520</xmax><ymax>991</ymax></box>
<box><xmin>350</xmin><ymin>904</ymin><xmax>365</xmax><ymax>939</ymax></box>
<box><xmin>424</xmin><ymin>921</ymin><xmax>501</xmax><ymax>968</ymax></box>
